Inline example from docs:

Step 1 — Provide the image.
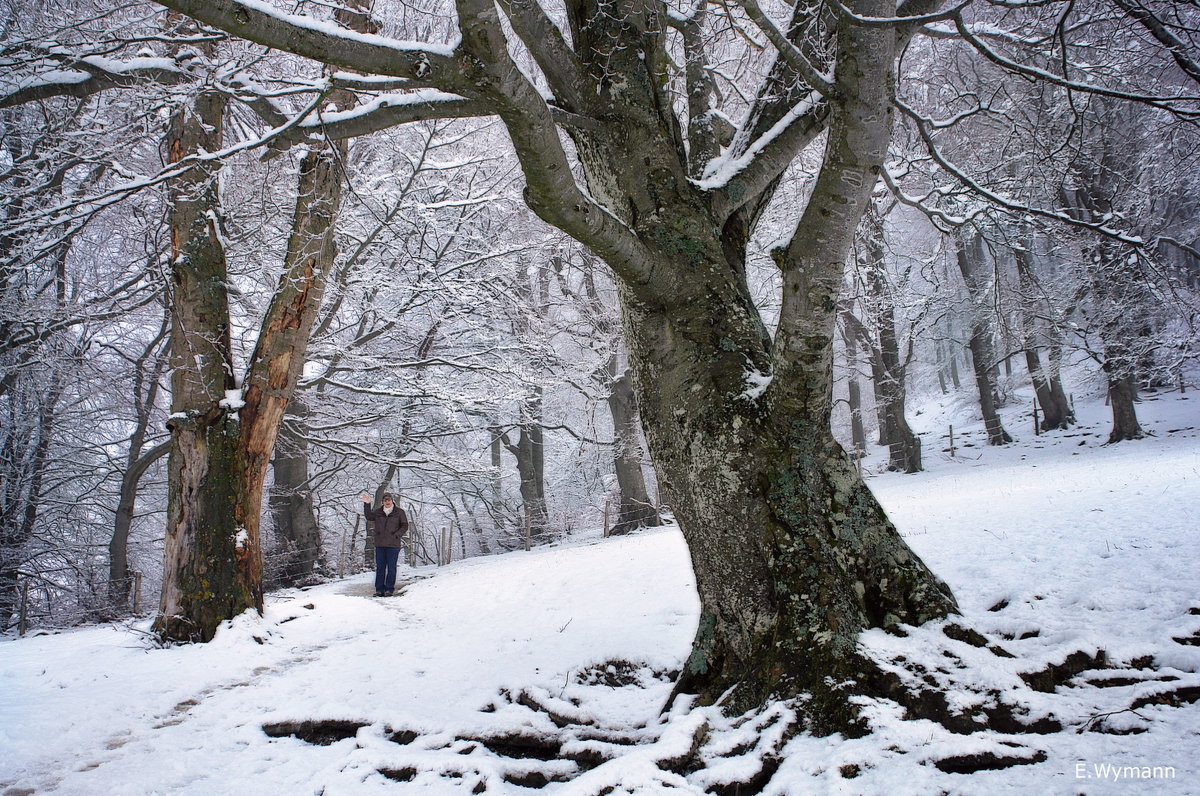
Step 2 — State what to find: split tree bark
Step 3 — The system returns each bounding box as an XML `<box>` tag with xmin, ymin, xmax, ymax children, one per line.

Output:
<box><xmin>156</xmin><ymin>8</ymin><xmax>364</xmax><ymax>641</ymax></box>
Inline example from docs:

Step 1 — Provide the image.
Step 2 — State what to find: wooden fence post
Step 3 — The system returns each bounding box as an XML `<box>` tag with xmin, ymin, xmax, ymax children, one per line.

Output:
<box><xmin>18</xmin><ymin>578</ymin><xmax>30</xmax><ymax>636</ymax></box>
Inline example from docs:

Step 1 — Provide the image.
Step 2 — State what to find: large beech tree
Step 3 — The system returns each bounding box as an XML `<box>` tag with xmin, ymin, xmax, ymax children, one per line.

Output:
<box><xmin>149</xmin><ymin>0</ymin><xmax>961</xmax><ymax>731</ymax></box>
<box><xmin>147</xmin><ymin>0</ymin><xmax>1196</xmax><ymax>730</ymax></box>
<box><xmin>149</xmin><ymin>0</ymin><xmax>965</xmax><ymax>731</ymax></box>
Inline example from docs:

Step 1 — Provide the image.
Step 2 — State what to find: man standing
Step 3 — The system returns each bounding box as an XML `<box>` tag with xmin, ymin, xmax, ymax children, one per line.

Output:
<box><xmin>359</xmin><ymin>492</ymin><xmax>408</xmax><ymax>596</ymax></box>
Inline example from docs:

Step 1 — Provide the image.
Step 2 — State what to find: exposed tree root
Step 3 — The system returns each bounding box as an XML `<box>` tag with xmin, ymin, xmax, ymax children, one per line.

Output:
<box><xmin>261</xmin><ymin>718</ymin><xmax>368</xmax><ymax>745</ymax></box>
<box><xmin>934</xmin><ymin>748</ymin><xmax>1048</xmax><ymax>774</ymax></box>
<box><xmin>258</xmin><ymin>628</ymin><xmax>1200</xmax><ymax>792</ymax></box>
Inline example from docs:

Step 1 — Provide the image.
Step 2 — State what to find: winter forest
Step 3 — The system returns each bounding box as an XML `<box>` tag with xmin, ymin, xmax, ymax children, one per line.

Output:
<box><xmin>2</xmin><ymin>0</ymin><xmax>1200</xmax><ymax>792</ymax></box>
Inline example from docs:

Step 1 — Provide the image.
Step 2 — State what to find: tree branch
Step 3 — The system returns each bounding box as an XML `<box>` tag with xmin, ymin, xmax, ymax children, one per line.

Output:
<box><xmin>733</xmin><ymin>0</ymin><xmax>834</xmax><ymax>95</ymax></box>
<box><xmin>1111</xmin><ymin>0</ymin><xmax>1200</xmax><ymax>87</ymax></box>
<box><xmin>494</xmin><ymin>0</ymin><xmax>592</xmax><ymax>113</ymax></box>
<box><xmin>151</xmin><ymin>0</ymin><xmax>464</xmax><ymax>88</ymax></box>
<box><xmin>452</xmin><ymin>0</ymin><xmax>657</xmax><ymax>292</ymax></box>
<box><xmin>0</xmin><ymin>56</ymin><xmax>188</xmax><ymax>109</ymax></box>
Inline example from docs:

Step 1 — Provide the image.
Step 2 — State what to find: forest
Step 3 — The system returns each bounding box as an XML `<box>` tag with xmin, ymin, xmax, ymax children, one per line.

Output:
<box><xmin>2</xmin><ymin>0</ymin><xmax>1199</xmax><ymax>775</ymax></box>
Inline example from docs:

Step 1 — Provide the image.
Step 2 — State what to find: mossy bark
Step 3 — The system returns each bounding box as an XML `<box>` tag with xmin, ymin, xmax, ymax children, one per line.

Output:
<box><xmin>156</xmin><ymin>31</ymin><xmax>350</xmax><ymax>640</ymax></box>
<box><xmin>623</xmin><ymin>284</ymin><xmax>956</xmax><ymax>730</ymax></box>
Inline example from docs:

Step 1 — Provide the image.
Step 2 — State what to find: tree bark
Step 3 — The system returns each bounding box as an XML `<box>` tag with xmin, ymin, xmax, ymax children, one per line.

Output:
<box><xmin>151</xmin><ymin>70</ymin><xmax>251</xmax><ymax>642</ymax></box>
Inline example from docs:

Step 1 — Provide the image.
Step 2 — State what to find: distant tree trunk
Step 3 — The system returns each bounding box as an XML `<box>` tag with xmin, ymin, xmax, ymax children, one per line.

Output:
<box><xmin>1057</xmin><ymin>104</ymin><xmax>1149</xmax><ymax>444</ymax></box>
<box><xmin>504</xmin><ymin>388</ymin><xmax>550</xmax><ymax>543</ymax></box>
<box><xmin>108</xmin><ymin>319</ymin><xmax>169</xmax><ymax>612</ymax></box>
<box><xmin>268</xmin><ymin>397</ymin><xmax>322</xmax><ymax>587</ymax></box>
<box><xmin>838</xmin><ymin>317</ymin><xmax>867</xmax><ymax>459</ymax></box>
<box><xmin>504</xmin><ymin>264</ymin><xmax>552</xmax><ymax>544</ymax></box>
<box><xmin>606</xmin><ymin>358</ymin><xmax>660</xmax><ymax>535</ymax></box>
<box><xmin>955</xmin><ymin>230</ymin><xmax>1012</xmax><ymax>445</ymax></box>
<box><xmin>843</xmin><ymin>209</ymin><xmax>922</xmax><ymax>472</ymax></box>
<box><xmin>1106</xmin><ymin>365</ymin><xmax>1145</xmax><ymax>442</ymax></box>
<box><xmin>1014</xmin><ymin>244</ymin><xmax>1073</xmax><ymax>431</ymax></box>
<box><xmin>109</xmin><ymin>441</ymin><xmax>169</xmax><ymax>609</ymax></box>
<box><xmin>558</xmin><ymin>251</ymin><xmax>660</xmax><ymax>536</ymax></box>
<box><xmin>866</xmin><ymin>260</ymin><xmax>921</xmax><ymax>471</ymax></box>
<box><xmin>0</xmin><ymin>369</ymin><xmax>62</xmax><ymax>626</ymax></box>
<box><xmin>490</xmin><ymin>424</ymin><xmax>504</xmax><ymax>532</ymax></box>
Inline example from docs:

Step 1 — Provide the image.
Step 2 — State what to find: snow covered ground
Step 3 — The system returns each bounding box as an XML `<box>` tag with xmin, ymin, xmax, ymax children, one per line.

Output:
<box><xmin>2</xmin><ymin>390</ymin><xmax>1198</xmax><ymax>795</ymax></box>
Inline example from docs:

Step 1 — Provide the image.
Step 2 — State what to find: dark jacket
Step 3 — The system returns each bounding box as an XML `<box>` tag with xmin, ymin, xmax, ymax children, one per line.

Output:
<box><xmin>365</xmin><ymin>503</ymin><xmax>408</xmax><ymax>547</ymax></box>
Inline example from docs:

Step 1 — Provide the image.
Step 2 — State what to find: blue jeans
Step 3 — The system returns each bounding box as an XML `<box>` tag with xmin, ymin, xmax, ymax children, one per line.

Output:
<box><xmin>374</xmin><ymin>546</ymin><xmax>400</xmax><ymax>593</ymax></box>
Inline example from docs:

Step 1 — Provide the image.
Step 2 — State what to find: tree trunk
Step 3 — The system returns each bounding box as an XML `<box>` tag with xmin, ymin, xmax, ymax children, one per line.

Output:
<box><xmin>838</xmin><ymin>317</ymin><xmax>867</xmax><ymax>459</ymax></box>
<box><xmin>1106</xmin><ymin>358</ymin><xmax>1146</xmax><ymax>443</ymax></box>
<box><xmin>109</xmin><ymin>441</ymin><xmax>170</xmax><ymax>609</ymax></box>
<box><xmin>605</xmin><ymin>359</ymin><xmax>660</xmax><ymax>535</ymax></box>
<box><xmin>1014</xmin><ymin>244</ymin><xmax>1073</xmax><ymax>431</ymax></box>
<box><xmin>156</xmin><ymin>80</ymin><xmax>348</xmax><ymax>643</ymax></box>
<box><xmin>624</xmin><ymin>284</ymin><xmax>957</xmax><ymax>727</ymax></box>
<box><xmin>856</xmin><ymin>222</ymin><xmax>921</xmax><ymax>472</ymax></box>
<box><xmin>955</xmin><ymin>231</ymin><xmax>1012</xmax><ymax>445</ymax></box>
<box><xmin>156</xmin><ymin>7</ymin><xmax>367</xmax><ymax>641</ymax></box>
<box><xmin>549</xmin><ymin>0</ymin><xmax>956</xmax><ymax>727</ymax></box>
<box><xmin>508</xmin><ymin>390</ymin><xmax>549</xmax><ymax>543</ymax></box>
<box><xmin>268</xmin><ymin>397</ymin><xmax>323</xmax><ymax>587</ymax></box>
<box><xmin>152</xmin><ymin>76</ymin><xmax>252</xmax><ymax>642</ymax></box>
<box><xmin>0</xmin><ymin>370</ymin><xmax>62</xmax><ymax>626</ymax></box>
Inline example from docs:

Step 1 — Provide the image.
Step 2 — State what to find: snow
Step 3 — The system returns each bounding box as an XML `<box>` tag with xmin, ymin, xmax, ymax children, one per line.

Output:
<box><xmin>227</xmin><ymin>0</ymin><xmax>458</xmax><ymax>57</ymax></box>
<box><xmin>219</xmin><ymin>389</ymin><xmax>245</xmax><ymax>410</ymax></box>
<box><xmin>2</xmin><ymin>392</ymin><xmax>1199</xmax><ymax>794</ymax></box>
<box><xmin>302</xmin><ymin>90</ymin><xmax>473</xmax><ymax>129</ymax></box>
<box><xmin>740</xmin><ymin>360</ymin><xmax>773</xmax><ymax>401</ymax></box>
<box><xmin>693</xmin><ymin>92</ymin><xmax>820</xmax><ymax>191</ymax></box>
